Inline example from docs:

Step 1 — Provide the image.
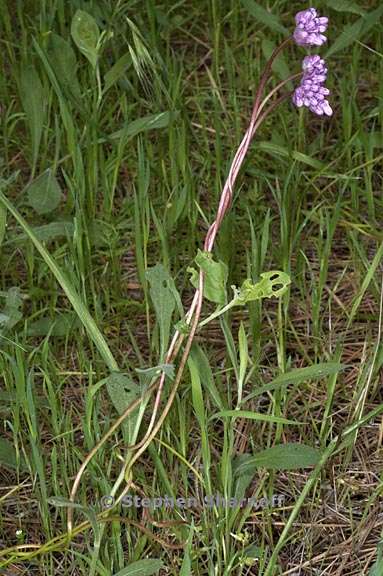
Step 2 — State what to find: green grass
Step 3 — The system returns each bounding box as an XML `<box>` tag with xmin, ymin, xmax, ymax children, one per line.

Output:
<box><xmin>0</xmin><ymin>1</ymin><xmax>383</xmax><ymax>574</ymax></box>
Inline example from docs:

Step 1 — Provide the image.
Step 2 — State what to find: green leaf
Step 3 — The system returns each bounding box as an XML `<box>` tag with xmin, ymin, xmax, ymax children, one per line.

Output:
<box><xmin>233</xmin><ymin>271</ymin><xmax>290</xmax><ymax>304</ymax></box>
<box><xmin>113</xmin><ymin>559</ymin><xmax>164</xmax><ymax>576</ymax></box>
<box><xmin>326</xmin><ymin>5</ymin><xmax>383</xmax><ymax>57</ymax></box>
<box><xmin>26</xmin><ymin>169</ymin><xmax>62</xmax><ymax>215</ymax></box>
<box><xmin>210</xmin><ymin>410</ymin><xmax>299</xmax><ymax>426</ymax></box>
<box><xmin>146</xmin><ymin>264</ymin><xmax>177</xmax><ymax>359</ymax></box>
<box><xmin>104</xmin><ymin>52</ymin><xmax>132</xmax><ymax>92</ymax></box>
<box><xmin>10</xmin><ymin>220</ymin><xmax>74</xmax><ymax>244</ymax></box>
<box><xmin>135</xmin><ymin>363</ymin><xmax>174</xmax><ymax>386</ymax></box>
<box><xmin>0</xmin><ymin>437</ymin><xmax>28</xmax><ymax>471</ymax></box>
<box><xmin>0</xmin><ymin>287</ymin><xmax>23</xmax><ymax>331</ymax></box>
<box><xmin>324</xmin><ymin>0</ymin><xmax>366</xmax><ymax>16</ymax></box>
<box><xmin>27</xmin><ymin>313</ymin><xmax>80</xmax><ymax>337</ymax></box>
<box><xmin>0</xmin><ymin>185</ymin><xmax>118</xmax><ymax>372</ymax></box>
<box><xmin>19</xmin><ymin>65</ymin><xmax>46</xmax><ymax>171</ymax></box>
<box><xmin>107</xmin><ymin>111</ymin><xmax>179</xmax><ymax>142</ymax></box>
<box><xmin>369</xmin><ymin>542</ymin><xmax>383</xmax><ymax>576</ymax></box>
<box><xmin>234</xmin><ymin>443</ymin><xmax>322</xmax><ymax>474</ymax></box>
<box><xmin>240</xmin><ymin>0</ymin><xmax>288</xmax><ymax>34</ymax></box>
<box><xmin>47</xmin><ymin>33</ymin><xmax>81</xmax><ymax>101</ymax></box>
<box><xmin>71</xmin><ymin>9</ymin><xmax>100</xmax><ymax>69</ymax></box>
<box><xmin>0</xmin><ymin>205</ymin><xmax>6</xmax><ymax>248</ymax></box>
<box><xmin>104</xmin><ymin>372</ymin><xmax>141</xmax><ymax>417</ymax></box>
<box><xmin>242</xmin><ymin>362</ymin><xmax>346</xmax><ymax>403</ymax></box>
<box><xmin>189</xmin><ymin>249</ymin><xmax>228</xmax><ymax>304</ymax></box>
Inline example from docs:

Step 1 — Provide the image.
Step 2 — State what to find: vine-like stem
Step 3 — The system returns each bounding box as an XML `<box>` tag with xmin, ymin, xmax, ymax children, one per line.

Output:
<box><xmin>68</xmin><ymin>38</ymin><xmax>293</xmax><ymax>533</ymax></box>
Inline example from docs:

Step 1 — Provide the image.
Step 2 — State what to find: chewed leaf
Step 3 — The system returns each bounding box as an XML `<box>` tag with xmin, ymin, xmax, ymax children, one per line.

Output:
<box><xmin>189</xmin><ymin>250</ymin><xmax>228</xmax><ymax>304</ymax></box>
<box><xmin>232</xmin><ymin>271</ymin><xmax>291</xmax><ymax>305</ymax></box>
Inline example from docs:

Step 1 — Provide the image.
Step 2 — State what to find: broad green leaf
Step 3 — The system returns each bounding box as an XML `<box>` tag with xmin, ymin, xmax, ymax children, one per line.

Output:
<box><xmin>104</xmin><ymin>52</ymin><xmax>132</xmax><ymax>92</ymax></box>
<box><xmin>48</xmin><ymin>496</ymin><xmax>100</xmax><ymax>544</ymax></box>
<box><xmin>369</xmin><ymin>542</ymin><xmax>383</xmax><ymax>576</ymax></box>
<box><xmin>0</xmin><ymin>185</ymin><xmax>118</xmax><ymax>372</ymax></box>
<box><xmin>210</xmin><ymin>410</ymin><xmax>299</xmax><ymax>426</ymax></box>
<box><xmin>242</xmin><ymin>362</ymin><xmax>346</xmax><ymax>403</ymax></box>
<box><xmin>324</xmin><ymin>0</ymin><xmax>365</xmax><ymax>16</ymax></box>
<box><xmin>189</xmin><ymin>249</ymin><xmax>228</xmax><ymax>304</ymax></box>
<box><xmin>27</xmin><ymin>313</ymin><xmax>80</xmax><ymax>337</ymax></box>
<box><xmin>71</xmin><ymin>9</ymin><xmax>100</xmax><ymax>69</ymax></box>
<box><xmin>47</xmin><ymin>33</ymin><xmax>81</xmax><ymax>101</ymax></box>
<box><xmin>19</xmin><ymin>65</ymin><xmax>46</xmax><ymax>171</ymax></box>
<box><xmin>232</xmin><ymin>271</ymin><xmax>290</xmax><ymax>304</ymax></box>
<box><xmin>234</xmin><ymin>443</ymin><xmax>322</xmax><ymax>474</ymax></box>
<box><xmin>26</xmin><ymin>169</ymin><xmax>62</xmax><ymax>215</ymax></box>
<box><xmin>135</xmin><ymin>363</ymin><xmax>174</xmax><ymax>386</ymax></box>
<box><xmin>104</xmin><ymin>372</ymin><xmax>141</xmax><ymax>417</ymax></box>
<box><xmin>0</xmin><ymin>437</ymin><xmax>28</xmax><ymax>471</ymax></box>
<box><xmin>326</xmin><ymin>5</ymin><xmax>383</xmax><ymax>57</ymax></box>
<box><xmin>107</xmin><ymin>111</ymin><xmax>179</xmax><ymax>142</ymax></box>
<box><xmin>0</xmin><ymin>287</ymin><xmax>23</xmax><ymax>331</ymax></box>
<box><xmin>146</xmin><ymin>264</ymin><xmax>177</xmax><ymax>359</ymax></box>
<box><xmin>113</xmin><ymin>559</ymin><xmax>164</xmax><ymax>576</ymax></box>
<box><xmin>240</xmin><ymin>0</ymin><xmax>288</xmax><ymax>34</ymax></box>
<box><xmin>10</xmin><ymin>220</ymin><xmax>74</xmax><ymax>244</ymax></box>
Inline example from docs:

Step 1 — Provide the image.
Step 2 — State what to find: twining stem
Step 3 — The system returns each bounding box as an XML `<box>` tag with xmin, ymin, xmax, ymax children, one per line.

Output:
<box><xmin>69</xmin><ymin>38</ymin><xmax>293</xmax><ymax>532</ymax></box>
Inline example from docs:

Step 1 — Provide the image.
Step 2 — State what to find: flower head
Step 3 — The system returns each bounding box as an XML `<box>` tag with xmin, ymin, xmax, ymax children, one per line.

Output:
<box><xmin>293</xmin><ymin>8</ymin><xmax>328</xmax><ymax>46</ymax></box>
<box><xmin>292</xmin><ymin>55</ymin><xmax>332</xmax><ymax>116</ymax></box>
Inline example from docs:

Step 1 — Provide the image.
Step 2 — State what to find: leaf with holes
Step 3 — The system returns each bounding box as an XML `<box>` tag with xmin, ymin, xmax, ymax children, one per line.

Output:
<box><xmin>146</xmin><ymin>264</ymin><xmax>177</xmax><ymax>359</ymax></box>
<box><xmin>232</xmin><ymin>271</ymin><xmax>291</xmax><ymax>305</ymax></box>
<box><xmin>26</xmin><ymin>169</ymin><xmax>62</xmax><ymax>215</ymax></box>
<box><xmin>71</xmin><ymin>9</ymin><xmax>100</xmax><ymax>69</ymax></box>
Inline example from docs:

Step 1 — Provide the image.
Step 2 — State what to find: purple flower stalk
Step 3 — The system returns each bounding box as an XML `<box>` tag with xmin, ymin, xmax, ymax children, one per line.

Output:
<box><xmin>293</xmin><ymin>55</ymin><xmax>332</xmax><ymax>116</ymax></box>
<box><xmin>293</xmin><ymin>8</ymin><xmax>328</xmax><ymax>47</ymax></box>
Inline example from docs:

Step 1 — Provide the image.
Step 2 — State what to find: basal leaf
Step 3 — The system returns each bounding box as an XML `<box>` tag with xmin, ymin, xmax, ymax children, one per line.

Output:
<box><xmin>26</xmin><ymin>169</ymin><xmax>62</xmax><ymax>215</ymax></box>
<box><xmin>104</xmin><ymin>52</ymin><xmax>132</xmax><ymax>92</ymax></box>
<box><xmin>0</xmin><ymin>437</ymin><xmax>28</xmax><ymax>471</ymax></box>
<box><xmin>234</xmin><ymin>443</ymin><xmax>322</xmax><ymax>474</ymax></box>
<box><xmin>146</xmin><ymin>264</ymin><xmax>177</xmax><ymax>359</ymax></box>
<box><xmin>113</xmin><ymin>560</ymin><xmax>164</xmax><ymax>576</ymax></box>
<box><xmin>71</xmin><ymin>9</ymin><xmax>100</xmax><ymax>69</ymax></box>
<box><xmin>19</xmin><ymin>65</ymin><xmax>46</xmax><ymax>171</ymax></box>
<box><xmin>47</xmin><ymin>33</ymin><xmax>81</xmax><ymax>101</ymax></box>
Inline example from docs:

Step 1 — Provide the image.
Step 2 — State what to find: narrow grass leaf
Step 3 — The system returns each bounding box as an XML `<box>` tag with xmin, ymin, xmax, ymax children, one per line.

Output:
<box><xmin>113</xmin><ymin>560</ymin><xmax>163</xmax><ymax>576</ymax></box>
<box><xmin>26</xmin><ymin>169</ymin><xmax>63</xmax><ymax>215</ymax></box>
<box><xmin>240</xmin><ymin>0</ymin><xmax>288</xmax><ymax>34</ymax></box>
<box><xmin>71</xmin><ymin>9</ymin><xmax>100</xmax><ymax>69</ymax></box>
<box><xmin>0</xmin><ymin>187</ymin><xmax>118</xmax><ymax>372</ymax></box>
<box><xmin>235</xmin><ymin>443</ymin><xmax>322</xmax><ymax>473</ymax></box>
<box><xmin>210</xmin><ymin>410</ymin><xmax>299</xmax><ymax>425</ymax></box>
<box><xmin>108</xmin><ymin>111</ymin><xmax>179</xmax><ymax>142</ymax></box>
<box><xmin>326</xmin><ymin>5</ymin><xmax>383</xmax><ymax>57</ymax></box>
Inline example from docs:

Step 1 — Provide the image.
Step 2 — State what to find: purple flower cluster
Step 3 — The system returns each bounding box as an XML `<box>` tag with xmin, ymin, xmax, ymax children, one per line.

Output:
<box><xmin>292</xmin><ymin>8</ymin><xmax>332</xmax><ymax>117</ymax></box>
<box><xmin>293</xmin><ymin>8</ymin><xmax>328</xmax><ymax>47</ymax></box>
<box><xmin>292</xmin><ymin>55</ymin><xmax>332</xmax><ymax>116</ymax></box>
